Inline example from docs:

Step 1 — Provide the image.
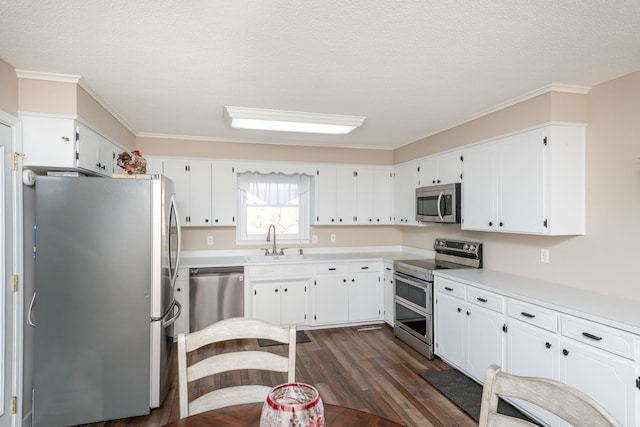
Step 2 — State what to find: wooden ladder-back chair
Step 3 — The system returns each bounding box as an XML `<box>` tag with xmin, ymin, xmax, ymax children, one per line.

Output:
<box><xmin>177</xmin><ymin>317</ymin><xmax>296</xmax><ymax>418</ymax></box>
<box><xmin>479</xmin><ymin>364</ymin><xmax>622</xmax><ymax>427</ymax></box>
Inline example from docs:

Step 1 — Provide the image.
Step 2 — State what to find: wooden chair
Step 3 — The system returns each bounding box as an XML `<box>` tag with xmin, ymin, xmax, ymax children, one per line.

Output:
<box><xmin>479</xmin><ymin>364</ymin><xmax>622</xmax><ymax>427</ymax></box>
<box><xmin>177</xmin><ymin>317</ymin><xmax>296</xmax><ymax>418</ymax></box>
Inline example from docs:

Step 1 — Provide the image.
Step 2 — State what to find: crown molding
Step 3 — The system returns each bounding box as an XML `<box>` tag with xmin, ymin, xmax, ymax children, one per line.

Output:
<box><xmin>15</xmin><ymin>70</ymin><xmax>81</xmax><ymax>83</ymax></box>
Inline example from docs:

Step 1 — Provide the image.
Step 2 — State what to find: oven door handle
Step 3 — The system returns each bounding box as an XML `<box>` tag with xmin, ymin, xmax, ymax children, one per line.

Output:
<box><xmin>394</xmin><ymin>271</ymin><xmax>432</xmax><ymax>289</ymax></box>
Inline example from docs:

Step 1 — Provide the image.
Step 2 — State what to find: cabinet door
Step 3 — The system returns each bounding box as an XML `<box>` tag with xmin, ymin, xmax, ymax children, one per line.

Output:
<box><xmin>144</xmin><ymin>156</ymin><xmax>164</xmax><ymax>175</ymax></box>
<box><xmin>394</xmin><ymin>161</ymin><xmax>419</xmax><ymax>225</ymax></box>
<box><xmin>506</xmin><ymin>320</ymin><xmax>560</xmax><ymax>426</ymax></box>
<box><xmin>22</xmin><ymin>116</ymin><xmax>76</xmax><ymax>168</ymax></box>
<box><xmin>559</xmin><ymin>340</ymin><xmax>637</xmax><ymax>427</ymax></box>
<box><xmin>188</xmin><ymin>160</ymin><xmax>212</xmax><ymax>226</ymax></box>
<box><xmin>76</xmin><ymin>123</ymin><xmax>101</xmax><ymax>174</ymax></box>
<box><xmin>465</xmin><ymin>305</ymin><xmax>505</xmax><ymax>382</ymax></box>
<box><xmin>98</xmin><ymin>137</ymin><xmax>116</xmax><ymax>176</ymax></box>
<box><xmin>252</xmin><ymin>282</ymin><xmax>281</xmax><ymax>325</ymax></box>
<box><xmin>336</xmin><ymin>167</ymin><xmax>355</xmax><ymax>224</ymax></box>
<box><xmin>211</xmin><ymin>161</ymin><xmax>236</xmax><ymax>225</ymax></box>
<box><xmin>354</xmin><ymin>168</ymin><xmax>374</xmax><ymax>224</ymax></box>
<box><xmin>498</xmin><ymin>131</ymin><xmax>544</xmax><ymax>233</ymax></box>
<box><xmin>314</xmin><ymin>166</ymin><xmax>337</xmax><ymax>224</ymax></box>
<box><xmin>383</xmin><ymin>263</ymin><xmax>394</xmax><ymax>325</ymax></box>
<box><xmin>437</xmin><ymin>151</ymin><xmax>463</xmax><ymax>184</ymax></box>
<box><xmin>419</xmin><ymin>157</ymin><xmax>437</xmax><ymax>186</ymax></box>
<box><xmin>434</xmin><ymin>292</ymin><xmax>466</xmax><ymax>370</ymax></box>
<box><xmin>348</xmin><ymin>273</ymin><xmax>381</xmax><ymax>322</ymax></box>
<box><xmin>313</xmin><ymin>276</ymin><xmax>349</xmax><ymax>325</ymax></box>
<box><xmin>373</xmin><ymin>168</ymin><xmax>394</xmax><ymax>224</ymax></box>
<box><xmin>461</xmin><ymin>143</ymin><xmax>497</xmax><ymax>231</ymax></box>
<box><xmin>280</xmin><ymin>281</ymin><xmax>308</xmax><ymax>326</ymax></box>
<box><xmin>163</xmin><ymin>160</ymin><xmax>190</xmax><ymax>225</ymax></box>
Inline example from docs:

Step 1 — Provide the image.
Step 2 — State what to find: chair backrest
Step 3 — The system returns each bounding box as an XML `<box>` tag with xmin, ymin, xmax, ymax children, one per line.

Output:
<box><xmin>177</xmin><ymin>317</ymin><xmax>297</xmax><ymax>418</ymax></box>
<box><xmin>478</xmin><ymin>364</ymin><xmax>622</xmax><ymax>427</ymax></box>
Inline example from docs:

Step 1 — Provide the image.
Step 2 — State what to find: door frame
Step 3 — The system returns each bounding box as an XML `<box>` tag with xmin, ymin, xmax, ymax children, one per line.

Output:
<box><xmin>0</xmin><ymin>108</ymin><xmax>23</xmax><ymax>427</ymax></box>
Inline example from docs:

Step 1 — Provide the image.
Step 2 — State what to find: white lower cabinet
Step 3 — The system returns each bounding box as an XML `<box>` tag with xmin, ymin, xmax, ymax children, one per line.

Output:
<box><xmin>252</xmin><ymin>279</ymin><xmax>309</xmax><ymax>326</ymax></box>
<box><xmin>383</xmin><ymin>262</ymin><xmax>394</xmax><ymax>325</ymax></box>
<box><xmin>312</xmin><ymin>261</ymin><xmax>383</xmax><ymax>326</ymax></box>
<box><xmin>434</xmin><ymin>278</ymin><xmax>506</xmax><ymax>383</ymax></box>
<box><xmin>246</xmin><ymin>264</ymin><xmax>313</xmax><ymax>327</ymax></box>
<box><xmin>435</xmin><ymin>276</ymin><xmax>640</xmax><ymax>427</ymax></box>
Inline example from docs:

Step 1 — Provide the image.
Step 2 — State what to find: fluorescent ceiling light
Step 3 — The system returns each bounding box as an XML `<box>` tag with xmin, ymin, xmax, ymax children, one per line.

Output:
<box><xmin>223</xmin><ymin>106</ymin><xmax>366</xmax><ymax>135</ymax></box>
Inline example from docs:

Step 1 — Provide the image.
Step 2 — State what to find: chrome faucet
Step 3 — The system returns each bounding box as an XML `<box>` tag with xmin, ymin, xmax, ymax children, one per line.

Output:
<box><xmin>266</xmin><ymin>224</ymin><xmax>277</xmax><ymax>255</ymax></box>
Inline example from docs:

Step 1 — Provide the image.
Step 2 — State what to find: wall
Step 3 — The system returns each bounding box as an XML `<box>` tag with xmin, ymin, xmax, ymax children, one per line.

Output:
<box><xmin>0</xmin><ymin>58</ymin><xmax>18</xmax><ymax>115</ymax></box>
<box><xmin>401</xmin><ymin>71</ymin><xmax>640</xmax><ymax>301</ymax></box>
<box><xmin>17</xmin><ymin>77</ymin><xmax>136</xmax><ymax>150</ymax></box>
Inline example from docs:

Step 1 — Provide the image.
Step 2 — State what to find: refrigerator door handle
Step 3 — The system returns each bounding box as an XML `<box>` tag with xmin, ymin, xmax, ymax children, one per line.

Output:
<box><xmin>161</xmin><ymin>300</ymin><xmax>181</xmax><ymax>328</ymax></box>
<box><xmin>169</xmin><ymin>195</ymin><xmax>182</xmax><ymax>286</ymax></box>
<box><xmin>28</xmin><ymin>292</ymin><xmax>36</xmax><ymax>327</ymax></box>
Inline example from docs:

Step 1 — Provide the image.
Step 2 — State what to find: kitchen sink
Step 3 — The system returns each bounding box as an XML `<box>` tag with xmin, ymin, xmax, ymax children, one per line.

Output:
<box><xmin>244</xmin><ymin>254</ymin><xmax>311</xmax><ymax>262</ymax></box>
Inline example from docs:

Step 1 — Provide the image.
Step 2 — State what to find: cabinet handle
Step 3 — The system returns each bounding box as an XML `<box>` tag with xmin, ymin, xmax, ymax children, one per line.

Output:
<box><xmin>520</xmin><ymin>312</ymin><xmax>536</xmax><ymax>318</ymax></box>
<box><xmin>499</xmin><ymin>222</ymin><xmax>504</xmax><ymax>227</ymax></box>
<box><xmin>545</xmin><ymin>342</ymin><xmax>551</xmax><ymax>349</ymax></box>
<box><xmin>275</xmin><ymin>289</ymin><xmax>279</xmax><ymax>292</ymax></box>
<box><xmin>444</xmin><ymin>287</ymin><xmax>454</xmax><ymax>291</ymax></box>
<box><xmin>205</xmin><ymin>219</ymin><xmax>209</xmax><ymax>223</ymax></box>
<box><xmin>457</xmin><ymin>307</ymin><xmax>461</xmax><ymax>312</ymax></box>
<box><xmin>351</xmin><ymin>278</ymin><xmax>355</xmax><ymax>282</ymax></box>
<box><xmin>343</xmin><ymin>279</ymin><xmax>347</xmax><ymax>283</ymax></box>
<box><xmin>361</xmin><ymin>266</ymin><xmax>369</xmax><ymax>270</ymax></box>
<box><xmin>489</xmin><ymin>221</ymin><xmax>493</xmax><ymax>226</ymax></box>
<box><xmin>466</xmin><ymin>310</ymin><xmax>470</xmax><ymax>316</ymax></box>
<box><xmin>284</xmin><ymin>288</ymin><xmax>288</xmax><ymax>292</ymax></box>
<box><xmin>476</xmin><ymin>297</ymin><xmax>488</xmax><ymax>303</ymax></box>
<box><xmin>562</xmin><ymin>349</ymin><xmax>569</xmax><ymax>356</ymax></box>
<box><xmin>328</xmin><ymin>268</ymin><xmax>336</xmax><ymax>271</ymax></box>
<box><xmin>582</xmin><ymin>332</ymin><xmax>603</xmax><ymax>341</ymax></box>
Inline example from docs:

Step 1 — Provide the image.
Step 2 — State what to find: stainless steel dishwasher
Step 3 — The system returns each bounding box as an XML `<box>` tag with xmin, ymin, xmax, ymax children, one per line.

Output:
<box><xmin>189</xmin><ymin>266</ymin><xmax>244</xmax><ymax>332</ymax></box>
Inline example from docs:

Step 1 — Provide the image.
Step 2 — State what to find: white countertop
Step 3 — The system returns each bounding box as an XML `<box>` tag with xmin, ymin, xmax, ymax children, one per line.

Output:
<box><xmin>179</xmin><ymin>247</ymin><xmax>434</xmax><ymax>269</ymax></box>
<box><xmin>434</xmin><ymin>269</ymin><xmax>640</xmax><ymax>336</ymax></box>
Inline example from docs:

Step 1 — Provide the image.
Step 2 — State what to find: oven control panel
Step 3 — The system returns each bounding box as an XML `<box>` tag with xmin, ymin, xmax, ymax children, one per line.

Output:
<box><xmin>435</xmin><ymin>238</ymin><xmax>482</xmax><ymax>256</ymax></box>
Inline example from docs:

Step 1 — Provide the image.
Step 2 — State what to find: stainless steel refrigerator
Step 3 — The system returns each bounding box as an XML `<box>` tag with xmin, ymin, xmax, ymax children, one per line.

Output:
<box><xmin>32</xmin><ymin>174</ymin><xmax>182</xmax><ymax>426</ymax></box>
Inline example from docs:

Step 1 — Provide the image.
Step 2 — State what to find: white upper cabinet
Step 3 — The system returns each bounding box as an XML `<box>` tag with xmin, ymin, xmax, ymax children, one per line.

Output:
<box><xmin>162</xmin><ymin>159</ymin><xmax>212</xmax><ymax>226</ymax></box>
<box><xmin>22</xmin><ymin>115</ymin><xmax>119</xmax><ymax>177</ymax></box>
<box><xmin>156</xmin><ymin>158</ymin><xmax>236</xmax><ymax>227</ymax></box>
<box><xmin>462</xmin><ymin>124</ymin><xmax>585</xmax><ymax>235</ymax></box>
<box><xmin>313</xmin><ymin>165</ymin><xmax>393</xmax><ymax>226</ymax></box>
<box><xmin>419</xmin><ymin>150</ymin><xmax>463</xmax><ymax>186</ymax></box>
<box><xmin>211</xmin><ymin>161</ymin><xmax>237</xmax><ymax>226</ymax></box>
<box><xmin>394</xmin><ymin>160</ymin><xmax>420</xmax><ymax>225</ymax></box>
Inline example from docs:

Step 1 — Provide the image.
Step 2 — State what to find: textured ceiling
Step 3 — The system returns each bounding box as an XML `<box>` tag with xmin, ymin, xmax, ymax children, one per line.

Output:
<box><xmin>1</xmin><ymin>0</ymin><xmax>639</xmax><ymax>149</ymax></box>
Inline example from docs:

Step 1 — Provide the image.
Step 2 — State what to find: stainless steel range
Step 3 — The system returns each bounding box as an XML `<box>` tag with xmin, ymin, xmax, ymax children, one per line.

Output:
<box><xmin>393</xmin><ymin>238</ymin><xmax>482</xmax><ymax>359</ymax></box>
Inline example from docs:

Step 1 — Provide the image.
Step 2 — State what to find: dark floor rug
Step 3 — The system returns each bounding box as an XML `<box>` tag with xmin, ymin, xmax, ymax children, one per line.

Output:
<box><xmin>258</xmin><ymin>330</ymin><xmax>311</xmax><ymax>347</ymax></box>
<box><xmin>420</xmin><ymin>369</ymin><xmax>538</xmax><ymax>424</ymax></box>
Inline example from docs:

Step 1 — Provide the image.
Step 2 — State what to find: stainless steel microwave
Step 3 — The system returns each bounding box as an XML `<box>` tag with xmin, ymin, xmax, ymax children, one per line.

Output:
<box><xmin>416</xmin><ymin>182</ymin><xmax>461</xmax><ymax>223</ymax></box>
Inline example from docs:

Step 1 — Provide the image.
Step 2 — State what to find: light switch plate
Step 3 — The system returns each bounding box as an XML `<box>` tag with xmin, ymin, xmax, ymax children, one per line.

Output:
<box><xmin>330</xmin><ymin>234</ymin><xmax>336</xmax><ymax>243</ymax></box>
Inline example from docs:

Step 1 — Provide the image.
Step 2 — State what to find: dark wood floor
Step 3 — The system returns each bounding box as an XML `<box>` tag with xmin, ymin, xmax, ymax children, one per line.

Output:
<box><xmin>80</xmin><ymin>324</ymin><xmax>477</xmax><ymax>427</ymax></box>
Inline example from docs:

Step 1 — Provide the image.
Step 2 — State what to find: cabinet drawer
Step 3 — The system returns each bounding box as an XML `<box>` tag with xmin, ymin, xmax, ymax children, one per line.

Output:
<box><xmin>246</xmin><ymin>265</ymin><xmax>282</xmax><ymax>278</ymax></box>
<box><xmin>282</xmin><ymin>264</ymin><xmax>314</xmax><ymax>277</ymax></box>
<box><xmin>507</xmin><ymin>299</ymin><xmax>558</xmax><ymax>332</ymax></box>
<box><xmin>466</xmin><ymin>287</ymin><xmax>504</xmax><ymax>313</ymax></box>
<box><xmin>561</xmin><ymin>315</ymin><xmax>636</xmax><ymax>360</ymax></box>
<box><xmin>349</xmin><ymin>261</ymin><xmax>380</xmax><ymax>273</ymax></box>
<box><xmin>314</xmin><ymin>263</ymin><xmax>349</xmax><ymax>274</ymax></box>
<box><xmin>435</xmin><ymin>278</ymin><xmax>465</xmax><ymax>299</ymax></box>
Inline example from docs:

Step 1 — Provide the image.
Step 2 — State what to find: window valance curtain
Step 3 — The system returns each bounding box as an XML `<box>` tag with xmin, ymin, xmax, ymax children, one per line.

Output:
<box><xmin>237</xmin><ymin>172</ymin><xmax>311</xmax><ymax>205</ymax></box>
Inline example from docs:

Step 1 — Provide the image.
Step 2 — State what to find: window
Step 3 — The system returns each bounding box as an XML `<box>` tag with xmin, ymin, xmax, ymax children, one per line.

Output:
<box><xmin>237</xmin><ymin>172</ymin><xmax>311</xmax><ymax>245</ymax></box>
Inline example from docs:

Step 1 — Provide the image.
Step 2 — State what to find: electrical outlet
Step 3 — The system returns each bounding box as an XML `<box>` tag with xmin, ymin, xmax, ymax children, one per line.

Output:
<box><xmin>330</xmin><ymin>234</ymin><xmax>336</xmax><ymax>243</ymax></box>
<box><xmin>540</xmin><ymin>248</ymin><xmax>549</xmax><ymax>263</ymax></box>
<box><xmin>207</xmin><ymin>236</ymin><xmax>214</xmax><ymax>246</ymax></box>
<box><xmin>311</xmin><ymin>235</ymin><xmax>318</xmax><ymax>244</ymax></box>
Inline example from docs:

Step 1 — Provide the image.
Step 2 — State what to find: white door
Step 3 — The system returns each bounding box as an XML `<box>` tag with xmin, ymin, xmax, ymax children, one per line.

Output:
<box><xmin>0</xmin><ymin>121</ymin><xmax>16</xmax><ymax>426</ymax></box>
